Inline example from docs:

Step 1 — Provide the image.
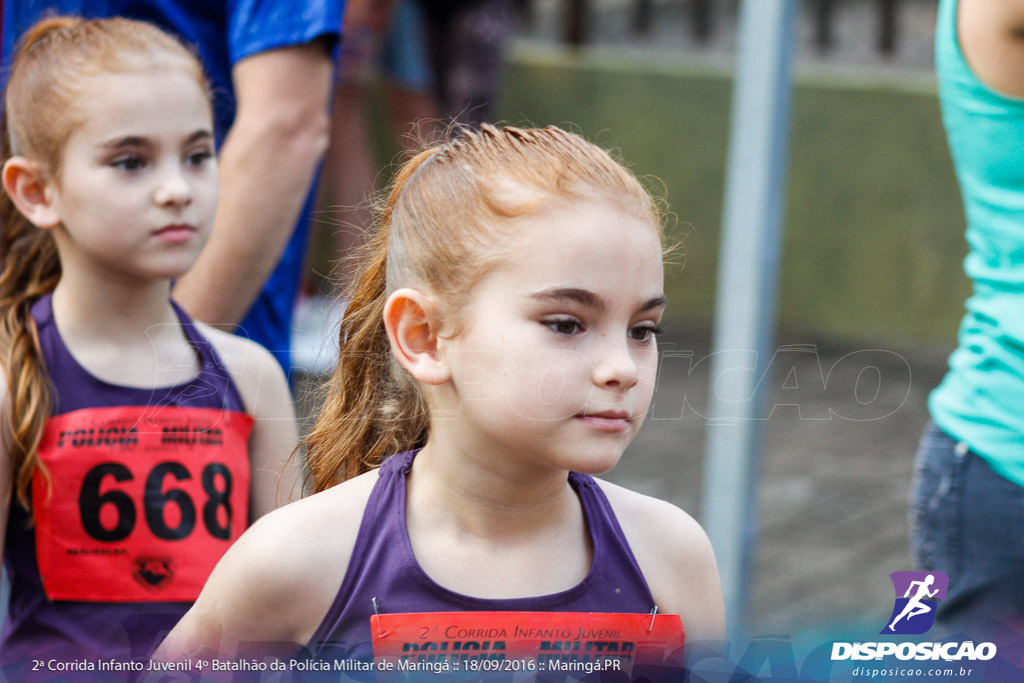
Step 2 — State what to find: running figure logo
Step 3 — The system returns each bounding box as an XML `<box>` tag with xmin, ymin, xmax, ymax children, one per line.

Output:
<box><xmin>881</xmin><ymin>571</ymin><xmax>948</xmax><ymax>635</ymax></box>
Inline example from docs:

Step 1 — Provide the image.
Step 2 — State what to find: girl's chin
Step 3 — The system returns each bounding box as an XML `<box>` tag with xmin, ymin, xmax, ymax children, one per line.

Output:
<box><xmin>562</xmin><ymin>448</ymin><xmax>626</xmax><ymax>476</ymax></box>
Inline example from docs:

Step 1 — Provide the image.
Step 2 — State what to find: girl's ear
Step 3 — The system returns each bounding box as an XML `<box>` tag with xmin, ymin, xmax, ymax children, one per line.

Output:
<box><xmin>384</xmin><ymin>288</ymin><xmax>451</xmax><ymax>385</ymax></box>
<box><xmin>2</xmin><ymin>157</ymin><xmax>61</xmax><ymax>229</ymax></box>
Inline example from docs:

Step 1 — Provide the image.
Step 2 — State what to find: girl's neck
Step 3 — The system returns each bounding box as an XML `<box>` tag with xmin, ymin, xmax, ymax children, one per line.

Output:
<box><xmin>408</xmin><ymin>432</ymin><xmax>580</xmax><ymax>541</ymax></box>
<box><xmin>51</xmin><ymin>267</ymin><xmax>176</xmax><ymax>340</ymax></box>
<box><xmin>47</xmin><ymin>267</ymin><xmax>200</xmax><ymax>390</ymax></box>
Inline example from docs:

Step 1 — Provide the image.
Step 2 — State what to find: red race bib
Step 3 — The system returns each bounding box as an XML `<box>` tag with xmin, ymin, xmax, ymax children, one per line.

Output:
<box><xmin>33</xmin><ymin>405</ymin><xmax>253</xmax><ymax>602</ymax></box>
<box><xmin>371</xmin><ymin>611</ymin><xmax>684</xmax><ymax>675</ymax></box>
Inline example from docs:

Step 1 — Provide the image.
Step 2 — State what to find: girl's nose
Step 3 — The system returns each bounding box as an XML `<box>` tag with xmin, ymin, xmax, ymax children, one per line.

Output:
<box><xmin>592</xmin><ymin>345</ymin><xmax>641</xmax><ymax>390</ymax></box>
<box><xmin>153</xmin><ymin>166</ymin><xmax>192</xmax><ymax>207</ymax></box>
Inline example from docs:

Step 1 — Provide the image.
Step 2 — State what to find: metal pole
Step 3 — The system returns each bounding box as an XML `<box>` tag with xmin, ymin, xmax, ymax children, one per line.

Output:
<box><xmin>701</xmin><ymin>0</ymin><xmax>796</xmax><ymax>639</ymax></box>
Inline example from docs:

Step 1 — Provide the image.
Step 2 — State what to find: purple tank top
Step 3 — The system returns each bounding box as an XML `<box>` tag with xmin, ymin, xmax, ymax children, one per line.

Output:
<box><xmin>1</xmin><ymin>294</ymin><xmax>250</xmax><ymax>671</ymax></box>
<box><xmin>310</xmin><ymin>450</ymin><xmax>656</xmax><ymax>661</ymax></box>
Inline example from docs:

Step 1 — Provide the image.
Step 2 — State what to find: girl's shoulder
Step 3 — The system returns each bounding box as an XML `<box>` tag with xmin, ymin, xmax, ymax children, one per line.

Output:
<box><xmin>592</xmin><ymin>478</ymin><xmax>714</xmax><ymax>574</ymax></box>
<box><xmin>194</xmin><ymin>321</ymin><xmax>280</xmax><ymax>379</ymax></box>
<box><xmin>193</xmin><ymin>321</ymin><xmax>289</xmax><ymax>416</ymax></box>
<box><xmin>162</xmin><ymin>469</ymin><xmax>381</xmax><ymax>658</ymax></box>
<box><xmin>593</xmin><ymin>478</ymin><xmax>725</xmax><ymax>642</ymax></box>
<box><xmin>260</xmin><ymin>467</ymin><xmax>381</xmax><ymax>548</ymax></box>
<box><xmin>231</xmin><ymin>468</ymin><xmax>381</xmax><ymax>600</ymax></box>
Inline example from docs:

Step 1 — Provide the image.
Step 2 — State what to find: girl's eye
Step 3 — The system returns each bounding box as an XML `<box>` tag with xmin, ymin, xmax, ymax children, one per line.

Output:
<box><xmin>186</xmin><ymin>150</ymin><xmax>213</xmax><ymax>168</ymax></box>
<box><xmin>111</xmin><ymin>156</ymin><xmax>145</xmax><ymax>172</ymax></box>
<box><xmin>629</xmin><ymin>324</ymin><xmax>664</xmax><ymax>343</ymax></box>
<box><xmin>544</xmin><ymin>319</ymin><xmax>583</xmax><ymax>336</ymax></box>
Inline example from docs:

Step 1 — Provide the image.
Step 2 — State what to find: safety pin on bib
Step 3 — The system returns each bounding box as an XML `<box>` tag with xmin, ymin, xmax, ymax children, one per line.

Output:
<box><xmin>648</xmin><ymin>605</ymin><xmax>658</xmax><ymax>634</ymax></box>
<box><xmin>372</xmin><ymin>597</ymin><xmax>387</xmax><ymax>636</ymax></box>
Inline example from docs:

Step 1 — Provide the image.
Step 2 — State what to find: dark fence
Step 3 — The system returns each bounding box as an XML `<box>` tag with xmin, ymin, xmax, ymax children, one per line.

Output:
<box><xmin>527</xmin><ymin>0</ymin><xmax>931</xmax><ymax>56</ymax></box>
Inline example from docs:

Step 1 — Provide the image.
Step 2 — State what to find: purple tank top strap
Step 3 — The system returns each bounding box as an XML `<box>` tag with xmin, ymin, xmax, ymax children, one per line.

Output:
<box><xmin>168</xmin><ymin>297</ymin><xmax>248</xmax><ymax>412</ymax></box>
<box><xmin>337</xmin><ymin>449</ymin><xmax>414</xmax><ymax>593</ymax></box>
<box><xmin>568</xmin><ymin>470</ymin><xmax>657</xmax><ymax>610</ymax></box>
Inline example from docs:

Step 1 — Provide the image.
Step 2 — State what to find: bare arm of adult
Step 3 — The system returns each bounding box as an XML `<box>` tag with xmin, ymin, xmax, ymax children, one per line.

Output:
<box><xmin>154</xmin><ymin>472</ymin><xmax>379</xmax><ymax>661</ymax></box>
<box><xmin>597</xmin><ymin>480</ymin><xmax>726</xmax><ymax>644</ymax></box>
<box><xmin>200</xmin><ymin>324</ymin><xmax>301</xmax><ymax>516</ymax></box>
<box><xmin>958</xmin><ymin>0</ymin><xmax>1024</xmax><ymax>97</ymax></box>
<box><xmin>172</xmin><ymin>40</ymin><xmax>334</xmax><ymax>329</ymax></box>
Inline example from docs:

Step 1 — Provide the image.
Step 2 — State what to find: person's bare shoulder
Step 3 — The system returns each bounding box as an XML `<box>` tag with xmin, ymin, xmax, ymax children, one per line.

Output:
<box><xmin>595</xmin><ymin>479</ymin><xmax>725</xmax><ymax>643</ymax></box>
<box><xmin>157</xmin><ymin>470</ymin><xmax>379</xmax><ymax>660</ymax></box>
<box><xmin>959</xmin><ymin>0</ymin><xmax>1024</xmax><ymax>97</ymax></box>
<box><xmin>194</xmin><ymin>322</ymin><xmax>288</xmax><ymax>410</ymax></box>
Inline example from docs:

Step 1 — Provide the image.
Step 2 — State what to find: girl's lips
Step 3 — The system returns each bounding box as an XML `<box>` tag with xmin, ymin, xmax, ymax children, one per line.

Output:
<box><xmin>576</xmin><ymin>412</ymin><xmax>632</xmax><ymax>432</ymax></box>
<box><xmin>154</xmin><ymin>224</ymin><xmax>196</xmax><ymax>244</ymax></box>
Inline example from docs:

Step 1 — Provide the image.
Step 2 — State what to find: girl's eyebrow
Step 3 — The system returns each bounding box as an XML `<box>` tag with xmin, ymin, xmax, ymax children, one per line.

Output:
<box><xmin>99</xmin><ymin>135</ymin><xmax>152</xmax><ymax>150</ymax></box>
<box><xmin>529</xmin><ymin>287</ymin><xmax>667</xmax><ymax>314</ymax></box>
<box><xmin>639</xmin><ymin>295</ymin><xmax>668</xmax><ymax>313</ymax></box>
<box><xmin>184</xmin><ymin>130</ymin><xmax>213</xmax><ymax>144</ymax></box>
<box><xmin>99</xmin><ymin>129</ymin><xmax>212</xmax><ymax>150</ymax></box>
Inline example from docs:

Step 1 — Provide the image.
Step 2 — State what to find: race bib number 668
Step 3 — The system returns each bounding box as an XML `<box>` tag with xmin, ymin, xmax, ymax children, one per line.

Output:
<box><xmin>33</xmin><ymin>406</ymin><xmax>252</xmax><ymax>603</ymax></box>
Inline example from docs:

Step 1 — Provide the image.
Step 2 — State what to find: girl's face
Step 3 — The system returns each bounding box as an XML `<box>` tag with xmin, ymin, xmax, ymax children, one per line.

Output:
<box><xmin>46</xmin><ymin>67</ymin><xmax>216</xmax><ymax>284</ymax></box>
<box><xmin>437</xmin><ymin>196</ymin><xmax>665</xmax><ymax>475</ymax></box>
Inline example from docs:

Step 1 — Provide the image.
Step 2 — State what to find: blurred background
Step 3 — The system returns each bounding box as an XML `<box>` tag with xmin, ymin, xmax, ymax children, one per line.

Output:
<box><xmin>298</xmin><ymin>0</ymin><xmax>961</xmax><ymax>641</ymax></box>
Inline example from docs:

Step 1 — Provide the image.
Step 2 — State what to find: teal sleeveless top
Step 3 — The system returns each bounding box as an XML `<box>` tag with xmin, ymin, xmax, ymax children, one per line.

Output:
<box><xmin>930</xmin><ymin>0</ymin><xmax>1024</xmax><ymax>486</ymax></box>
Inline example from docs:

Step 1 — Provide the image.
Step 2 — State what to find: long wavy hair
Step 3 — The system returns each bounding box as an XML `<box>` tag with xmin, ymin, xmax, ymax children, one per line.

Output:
<box><xmin>304</xmin><ymin>124</ymin><xmax>666</xmax><ymax>492</ymax></box>
<box><xmin>1</xmin><ymin>16</ymin><xmax>209</xmax><ymax>508</ymax></box>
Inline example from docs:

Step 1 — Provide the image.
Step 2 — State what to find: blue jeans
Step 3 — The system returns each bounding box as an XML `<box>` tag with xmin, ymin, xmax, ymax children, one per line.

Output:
<box><xmin>911</xmin><ymin>422</ymin><xmax>1024</xmax><ymax>634</ymax></box>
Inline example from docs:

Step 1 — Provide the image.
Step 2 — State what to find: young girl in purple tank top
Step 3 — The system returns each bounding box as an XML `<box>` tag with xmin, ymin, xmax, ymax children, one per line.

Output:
<box><xmin>159</xmin><ymin>125</ymin><xmax>725</xmax><ymax>671</ymax></box>
<box><xmin>0</xmin><ymin>17</ymin><xmax>298</xmax><ymax>667</ymax></box>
